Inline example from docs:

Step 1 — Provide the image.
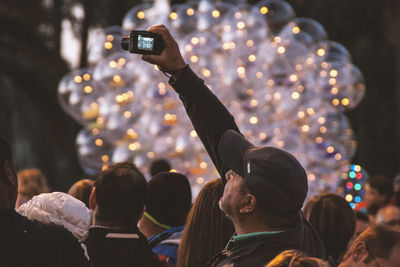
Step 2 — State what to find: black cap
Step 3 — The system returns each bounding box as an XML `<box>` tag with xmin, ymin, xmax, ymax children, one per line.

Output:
<box><xmin>218</xmin><ymin>130</ymin><xmax>308</xmax><ymax>218</ymax></box>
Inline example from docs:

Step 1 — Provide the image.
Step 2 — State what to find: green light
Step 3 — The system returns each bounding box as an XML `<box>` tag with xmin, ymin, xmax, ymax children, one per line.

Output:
<box><xmin>354</xmin><ymin>183</ymin><xmax>361</xmax><ymax>191</ymax></box>
<box><xmin>349</xmin><ymin>171</ymin><xmax>356</xmax><ymax>179</ymax></box>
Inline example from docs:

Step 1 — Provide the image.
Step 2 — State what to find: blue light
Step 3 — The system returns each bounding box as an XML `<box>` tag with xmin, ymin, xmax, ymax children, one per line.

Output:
<box><xmin>350</xmin><ymin>203</ymin><xmax>356</xmax><ymax>209</ymax></box>
<box><xmin>359</xmin><ymin>190</ymin><xmax>365</xmax><ymax>196</ymax></box>
<box><xmin>355</xmin><ymin>196</ymin><xmax>361</xmax><ymax>203</ymax></box>
<box><xmin>351</xmin><ymin>165</ymin><xmax>356</xmax><ymax>171</ymax></box>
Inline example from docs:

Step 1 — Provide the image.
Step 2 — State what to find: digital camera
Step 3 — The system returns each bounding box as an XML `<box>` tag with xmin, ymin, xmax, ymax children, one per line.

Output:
<box><xmin>121</xmin><ymin>30</ymin><xmax>166</xmax><ymax>55</ymax></box>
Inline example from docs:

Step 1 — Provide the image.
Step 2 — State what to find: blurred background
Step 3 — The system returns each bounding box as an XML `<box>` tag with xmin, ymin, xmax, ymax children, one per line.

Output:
<box><xmin>0</xmin><ymin>0</ymin><xmax>399</xmax><ymax>191</ymax></box>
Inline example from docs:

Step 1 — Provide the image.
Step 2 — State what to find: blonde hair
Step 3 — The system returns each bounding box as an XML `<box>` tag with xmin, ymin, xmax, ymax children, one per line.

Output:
<box><xmin>266</xmin><ymin>250</ymin><xmax>328</xmax><ymax>267</ymax></box>
<box><xmin>18</xmin><ymin>168</ymin><xmax>50</xmax><ymax>198</ymax></box>
<box><xmin>68</xmin><ymin>179</ymin><xmax>95</xmax><ymax>208</ymax></box>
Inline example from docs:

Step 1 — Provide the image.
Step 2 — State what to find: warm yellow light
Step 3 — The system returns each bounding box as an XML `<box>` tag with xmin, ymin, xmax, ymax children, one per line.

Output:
<box><xmin>248</xmin><ymin>54</ymin><xmax>256</xmax><ymax>62</ymax></box>
<box><xmin>104</xmin><ymin>42</ymin><xmax>113</xmax><ymax>50</ymax></box>
<box><xmin>292</xmin><ymin>26</ymin><xmax>300</xmax><ymax>34</ymax></box>
<box><xmin>201</xmin><ymin>68</ymin><xmax>211</xmax><ymax>77</ymax></box>
<box><xmin>106</xmin><ymin>35</ymin><xmax>114</xmax><ymax>42</ymax></box>
<box><xmin>169</xmin><ymin>12</ymin><xmax>178</xmax><ymax>20</ymax></box>
<box><xmin>95</xmin><ymin>138</ymin><xmax>103</xmax><ymax>146</ymax></box>
<box><xmin>335</xmin><ymin>153</ymin><xmax>342</xmax><ymax>160</ymax></box>
<box><xmin>200</xmin><ymin>162</ymin><xmax>207</xmax><ymax>169</ymax></box>
<box><xmin>128</xmin><ymin>142</ymin><xmax>140</xmax><ymax>151</ymax></box>
<box><xmin>277</xmin><ymin>46</ymin><xmax>286</xmax><ymax>54</ymax></box>
<box><xmin>92</xmin><ymin>128</ymin><xmax>100</xmax><ymax>135</ymax></box>
<box><xmin>332</xmin><ymin>98</ymin><xmax>340</xmax><ymax>106</ymax></box>
<box><xmin>237</xmin><ymin>66</ymin><xmax>245</xmax><ymax>75</ymax></box>
<box><xmin>186</xmin><ymin>8</ymin><xmax>195</xmax><ymax>16</ymax></box>
<box><xmin>302</xmin><ymin>125</ymin><xmax>310</xmax><ymax>132</ymax></box>
<box><xmin>273</xmin><ymin>92</ymin><xmax>281</xmax><ymax>100</ymax></box>
<box><xmin>109</xmin><ymin>61</ymin><xmax>117</xmax><ymax>68</ymax></box>
<box><xmin>331</xmin><ymin>87</ymin><xmax>339</xmax><ymax>95</ymax></box>
<box><xmin>101</xmin><ymin>155</ymin><xmax>109</xmax><ymax>163</ymax></box>
<box><xmin>256</xmin><ymin>72</ymin><xmax>263</xmax><ymax>79</ymax></box>
<box><xmin>185</xmin><ymin>45</ymin><xmax>192</xmax><ymax>53</ymax></box>
<box><xmin>249</xmin><ymin>116</ymin><xmax>258</xmax><ymax>124</ymax></box>
<box><xmin>326</xmin><ymin>146</ymin><xmax>335</xmax><ymax>153</ymax></box>
<box><xmin>190</xmin><ymin>55</ymin><xmax>198</xmax><ymax>63</ymax></box>
<box><xmin>250</xmin><ymin>99</ymin><xmax>258</xmax><ymax>107</ymax></box>
<box><xmin>320</xmin><ymin>126</ymin><xmax>327</xmax><ymax>133</ymax></box>
<box><xmin>345</xmin><ymin>194</ymin><xmax>353</xmax><ymax>202</ymax></box>
<box><xmin>137</xmin><ymin>11</ymin><xmax>145</xmax><ymax>19</ymax></box>
<box><xmin>191</xmin><ymin>37</ymin><xmax>199</xmax><ymax>45</ymax></box>
<box><xmin>277</xmin><ymin>141</ymin><xmax>284</xmax><ymax>148</ymax></box>
<box><xmin>224</xmin><ymin>25</ymin><xmax>231</xmax><ymax>32</ymax></box>
<box><xmin>341</xmin><ymin>98</ymin><xmax>350</xmax><ymax>106</ymax></box>
<box><xmin>260</xmin><ymin>6</ymin><xmax>269</xmax><ymax>14</ymax></box>
<box><xmin>102</xmin><ymin>165</ymin><xmax>108</xmax><ymax>171</ymax></box>
<box><xmin>123</xmin><ymin>111</ymin><xmax>131</xmax><ymax>118</ymax></box>
<box><xmin>246</xmin><ymin>40</ymin><xmax>254</xmax><ymax>47</ymax></box>
<box><xmin>196</xmin><ymin>177</ymin><xmax>204</xmax><ymax>184</ymax></box>
<box><xmin>259</xmin><ymin>132</ymin><xmax>267</xmax><ymax>140</ymax></box>
<box><xmin>267</xmin><ymin>79</ymin><xmax>274</xmax><ymax>87</ymax></box>
<box><xmin>237</xmin><ymin>21</ymin><xmax>246</xmax><ymax>30</ymax></box>
<box><xmin>84</xmin><ymin>86</ymin><xmax>93</xmax><ymax>94</ymax></box>
<box><xmin>329</xmin><ymin>78</ymin><xmax>336</xmax><ymax>85</ymax></box>
<box><xmin>74</xmin><ymin>75</ymin><xmax>82</xmax><ymax>83</ymax></box>
<box><xmin>83</xmin><ymin>73</ymin><xmax>91</xmax><ymax>81</ymax></box>
<box><xmin>113</xmin><ymin>75</ymin><xmax>122</xmax><ymax>84</ymax></box>
<box><xmin>317</xmin><ymin>48</ymin><xmax>326</xmax><ymax>56</ymax></box>
<box><xmin>297</xmin><ymin>111</ymin><xmax>305</xmax><ymax>118</ymax></box>
<box><xmin>289</xmin><ymin>74</ymin><xmax>298</xmax><ymax>82</ymax></box>
<box><xmin>212</xmin><ymin>10</ymin><xmax>220</xmax><ymax>18</ymax></box>
<box><xmin>127</xmin><ymin>129</ymin><xmax>138</xmax><ymax>139</ymax></box>
<box><xmin>316</xmin><ymin>137</ymin><xmax>323</xmax><ymax>144</ymax></box>
<box><xmin>330</xmin><ymin>69</ymin><xmax>338</xmax><ymax>77</ymax></box>
<box><xmin>190</xmin><ymin>130</ymin><xmax>198</xmax><ymax>138</ymax></box>
<box><xmin>318</xmin><ymin>117</ymin><xmax>326</xmax><ymax>124</ymax></box>
<box><xmin>291</xmin><ymin>92</ymin><xmax>300</xmax><ymax>100</ymax></box>
<box><xmin>308</xmin><ymin>173</ymin><xmax>316</xmax><ymax>182</ymax></box>
<box><xmin>170</xmin><ymin>169</ymin><xmax>177</xmax><ymax>173</ymax></box>
<box><xmin>118</xmin><ymin>57</ymin><xmax>126</xmax><ymax>66</ymax></box>
<box><xmin>147</xmin><ymin>151</ymin><xmax>155</xmax><ymax>158</ymax></box>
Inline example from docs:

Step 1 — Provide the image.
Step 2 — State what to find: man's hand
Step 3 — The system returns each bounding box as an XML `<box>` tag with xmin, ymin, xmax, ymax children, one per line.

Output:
<box><xmin>141</xmin><ymin>25</ymin><xmax>186</xmax><ymax>78</ymax></box>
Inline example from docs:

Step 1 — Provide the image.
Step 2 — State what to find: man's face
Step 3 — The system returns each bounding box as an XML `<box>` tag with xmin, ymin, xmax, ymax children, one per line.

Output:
<box><xmin>219</xmin><ymin>170</ymin><xmax>246</xmax><ymax>220</ymax></box>
<box><xmin>365</xmin><ymin>184</ymin><xmax>387</xmax><ymax>207</ymax></box>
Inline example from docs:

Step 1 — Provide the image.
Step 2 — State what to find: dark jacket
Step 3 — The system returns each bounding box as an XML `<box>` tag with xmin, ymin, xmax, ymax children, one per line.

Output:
<box><xmin>169</xmin><ymin>67</ymin><xmax>326</xmax><ymax>266</ymax></box>
<box><xmin>0</xmin><ymin>208</ymin><xmax>90</xmax><ymax>267</ymax></box>
<box><xmin>84</xmin><ymin>226</ymin><xmax>163</xmax><ymax>267</ymax></box>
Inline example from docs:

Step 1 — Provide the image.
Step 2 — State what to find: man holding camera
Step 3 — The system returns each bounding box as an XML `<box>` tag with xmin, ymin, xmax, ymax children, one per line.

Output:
<box><xmin>140</xmin><ymin>25</ymin><xmax>326</xmax><ymax>266</ymax></box>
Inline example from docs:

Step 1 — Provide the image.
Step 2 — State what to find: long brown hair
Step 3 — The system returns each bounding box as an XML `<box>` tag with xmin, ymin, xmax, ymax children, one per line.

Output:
<box><xmin>177</xmin><ymin>179</ymin><xmax>235</xmax><ymax>267</ymax></box>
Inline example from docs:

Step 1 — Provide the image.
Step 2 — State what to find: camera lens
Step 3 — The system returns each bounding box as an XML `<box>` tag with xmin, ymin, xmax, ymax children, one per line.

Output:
<box><xmin>121</xmin><ymin>37</ymin><xmax>130</xmax><ymax>51</ymax></box>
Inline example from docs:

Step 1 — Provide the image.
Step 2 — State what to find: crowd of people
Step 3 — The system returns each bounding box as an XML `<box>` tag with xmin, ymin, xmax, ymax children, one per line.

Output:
<box><xmin>1</xmin><ymin>25</ymin><xmax>400</xmax><ymax>267</ymax></box>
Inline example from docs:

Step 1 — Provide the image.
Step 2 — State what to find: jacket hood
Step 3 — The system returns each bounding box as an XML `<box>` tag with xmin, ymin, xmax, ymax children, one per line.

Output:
<box><xmin>17</xmin><ymin>192</ymin><xmax>90</xmax><ymax>242</ymax></box>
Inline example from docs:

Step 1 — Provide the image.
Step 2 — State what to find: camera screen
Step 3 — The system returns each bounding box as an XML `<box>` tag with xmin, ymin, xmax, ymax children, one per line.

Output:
<box><xmin>137</xmin><ymin>35</ymin><xmax>154</xmax><ymax>51</ymax></box>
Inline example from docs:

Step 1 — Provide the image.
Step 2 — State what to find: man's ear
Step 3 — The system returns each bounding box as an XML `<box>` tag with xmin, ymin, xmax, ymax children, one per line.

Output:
<box><xmin>89</xmin><ymin>187</ymin><xmax>97</xmax><ymax>210</ymax></box>
<box><xmin>239</xmin><ymin>194</ymin><xmax>256</xmax><ymax>214</ymax></box>
<box><xmin>4</xmin><ymin>160</ymin><xmax>17</xmax><ymax>187</ymax></box>
<box><xmin>350</xmin><ymin>241</ymin><xmax>370</xmax><ymax>263</ymax></box>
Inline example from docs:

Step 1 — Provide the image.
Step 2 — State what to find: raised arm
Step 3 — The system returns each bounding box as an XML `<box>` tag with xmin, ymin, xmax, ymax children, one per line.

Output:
<box><xmin>141</xmin><ymin>25</ymin><xmax>241</xmax><ymax>182</ymax></box>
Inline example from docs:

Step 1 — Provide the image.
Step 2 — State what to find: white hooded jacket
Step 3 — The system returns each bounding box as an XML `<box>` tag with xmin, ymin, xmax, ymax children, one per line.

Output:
<box><xmin>17</xmin><ymin>192</ymin><xmax>91</xmax><ymax>242</ymax></box>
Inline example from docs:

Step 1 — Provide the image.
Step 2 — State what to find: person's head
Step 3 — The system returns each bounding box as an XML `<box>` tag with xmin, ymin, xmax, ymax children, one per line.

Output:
<box><xmin>266</xmin><ymin>250</ymin><xmax>329</xmax><ymax>267</ymax></box>
<box><xmin>138</xmin><ymin>171</ymin><xmax>191</xmax><ymax>237</ymax></box>
<box><xmin>303</xmin><ymin>193</ymin><xmax>355</xmax><ymax>260</ymax></box>
<box><xmin>218</xmin><ymin>130</ymin><xmax>308</xmax><ymax>230</ymax></box>
<box><xmin>355</xmin><ymin>211</ymin><xmax>370</xmax><ymax>237</ymax></box>
<box><xmin>365</xmin><ymin>175</ymin><xmax>393</xmax><ymax>212</ymax></box>
<box><xmin>376</xmin><ymin>205</ymin><xmax>400</xmax><ymax>232</ymax></box>
<box><xmin>16</xmin><ymin>168</ymin><xmax>50</xmax><ymax>208</ymax></box>
<box><xmin>68</xmin><ymin>179</ymin><xmax>95</xmax><ymax>208</ymax></box>
<box><xmin>17</xmin><ymin>192</ymin><xmax>90</xmax><ymax>242</ymax></box>
<box><xmin>149</xmin><ymin>158</ymin><xmax>172</xmax><ymax>176</ymax></box>
<box><xmin>177</xmin><ymin>179</ymin><xmax>235</xmax><ymax>267</ymax></box>
<box><xmin>0</xmin><ymin>136</ymin><xmax>17</xmax><ymax>209</ymax></box>
<box><xmin>89</xmin><ymin>162</ymin><xmax>147</xmax><ymax>228</ymax></box>
<box><xmin>339</xmin><ymin>225</ymin><xmax>400</xmax><ymax>267</ymax></box>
